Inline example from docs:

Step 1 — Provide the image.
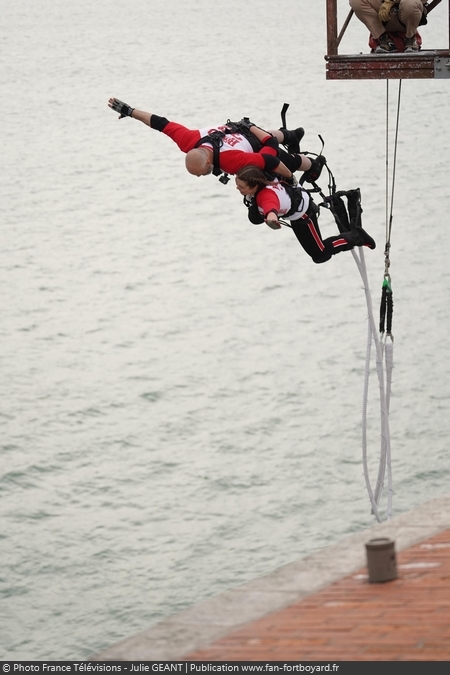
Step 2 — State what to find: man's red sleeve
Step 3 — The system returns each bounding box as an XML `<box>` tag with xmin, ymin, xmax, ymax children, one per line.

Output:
<box><xmin>162</xmin><ymin>122</ymin><xmax>201</xmax><ymax>153</ymax></box>
<box><xmin>219</xmin><ymin>133</ymin><xmax>279</xmax><ymax>174</ymax></box>
<box><xmin>218</xmin><ymin>151</ymin><xmax>265</xmax><ymax>174</ymax></box>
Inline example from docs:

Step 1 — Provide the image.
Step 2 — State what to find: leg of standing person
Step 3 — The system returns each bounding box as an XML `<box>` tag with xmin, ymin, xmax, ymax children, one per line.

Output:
<box><xmin>350</xmin><ymin>0</ymin><xmax>424</xmax><ymax>47</ymax></box>
<box><xmin>349</xmin><ymin>0</ymin><xmax>385</xmax><ymax>40</ymax></box>
<box><xmin>397</xmin><ymin>0</ymin><xmax>424</xmax><ymax>51</ymax></box>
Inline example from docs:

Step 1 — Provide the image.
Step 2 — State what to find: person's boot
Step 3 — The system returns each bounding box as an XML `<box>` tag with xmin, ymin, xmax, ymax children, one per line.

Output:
<box><xmin>404</xmin><ymin>36</ymin><xmax>419</xmax><ymax>52</ymax></box>
<box><xmin>344</xmin><ymin>228</ymin><xmax>376</xmax><ymax>250</ymax></box>
<box><xmin>347</xmin><ymin>188</ymin><xmax>363</xmax><ymax>229</ymax></box>
<box><xmin>301</xmin><ymin>155</ymin><xmax>327</xmax><ymax>184</ymax></box>
<box><xmin>279</xmin><ymin>127</ymin><xmax>305</xmax><ymax>154</ymax></box>
<box><xmin>374</xmin><ymin>32</ymin><xmax>397</xmax><ymax>53</ymax></box>
<box><xmin>327</xmin><ymin>194</ymin><xmax>350</xmax><ymax>233</ymax></box>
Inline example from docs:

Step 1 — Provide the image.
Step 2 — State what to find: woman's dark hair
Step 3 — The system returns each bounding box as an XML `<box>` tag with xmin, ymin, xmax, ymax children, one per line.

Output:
<box><xmin>236</xmin><ymin>165</ymin><xmax>271</xmax><ymax>189</ymax></box>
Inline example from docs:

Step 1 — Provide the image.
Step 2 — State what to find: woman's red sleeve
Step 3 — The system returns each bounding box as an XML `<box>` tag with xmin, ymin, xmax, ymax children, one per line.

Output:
<box><xmin>256</xmin><ymin>188</ymin><xmax>281</xmax><ymax>217</ymax></box>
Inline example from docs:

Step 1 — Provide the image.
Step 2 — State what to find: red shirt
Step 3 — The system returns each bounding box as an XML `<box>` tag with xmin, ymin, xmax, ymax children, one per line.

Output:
<box><xmin>255</xmin><ymin>187</ymin><xmax>282</xmax><ymax>217</ymax></box>
<box><xmin>162</xmin><ymin>122</ymin><xmax>278</xmax><ymax>175</ymax></box>
<box><xmin>255</xmin><ymin>182</ymin><xmax>309</xmax><ymax>220</ymax></box>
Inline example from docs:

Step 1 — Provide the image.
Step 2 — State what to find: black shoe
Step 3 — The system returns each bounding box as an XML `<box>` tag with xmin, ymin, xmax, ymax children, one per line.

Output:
<box><xmin>326</xmin><ymin>194</ymin><xmax>350</xmax><ymax>233</ymax></box>
<box><xmin>280</xmin><ymin>127</ymin><xmax>305</xmax><ymax>154</ymax></box>
<box><xmin>301</xmin><ymin>155</ymin><xmax>327</xmax><ymax>184</ymax></box>
<box><xmin>346</xmin><ymin>227</ymin><xmax>376</xmax><ymax>250</ymax></box>
<box><xmin>404</xmin><ymin>36</ymin><xmax>419</xmax><ymax>52</ymax></box>
<box><xmin>374</xmin><ymin>32</ymin><xmax>397</xmax><ymax>53</ymax></box>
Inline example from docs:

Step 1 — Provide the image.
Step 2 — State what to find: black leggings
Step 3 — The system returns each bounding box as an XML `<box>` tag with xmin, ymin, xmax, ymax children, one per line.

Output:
<box><xmin>290</xmin><ymin>202</ymin><xmax>352</xmax><ymax>264</ymax></box>
<box><xmin>278</xmin><ymin>149</ymin><xmax>303</xmax><ymax>173</ymax></box>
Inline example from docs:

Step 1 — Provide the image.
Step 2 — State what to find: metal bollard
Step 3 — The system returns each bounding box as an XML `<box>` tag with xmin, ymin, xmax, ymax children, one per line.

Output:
<box><xmin>365</xmin><ymin>537</ymin><xmax>397</xmax><ymax>582</ymax></box>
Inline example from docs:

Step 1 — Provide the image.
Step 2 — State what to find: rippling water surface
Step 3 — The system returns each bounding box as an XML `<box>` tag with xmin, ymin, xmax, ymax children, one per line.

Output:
<box><xmin>2</xmin><ymin>0</ymin><xmax>450</xmax><ymax>660</ymax></box>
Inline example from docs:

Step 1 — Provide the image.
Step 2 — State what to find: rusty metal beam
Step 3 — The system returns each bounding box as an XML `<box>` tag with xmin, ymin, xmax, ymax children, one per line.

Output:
<box><xmin>324</xmin><ymin>0</ymin><xmax>450</xmax><ymax>80</ymax></box>
<box><xmin>337</xmin><ymin>10</ymin><xmax>354</xmax><ymax>48</ymax></box>
<box><xmin>325</xmin><ymin>51</ymin><xmax>450</xmax><ymax>80</ymax></box>
<box><xmin>326</xmin><ymin>0</ymin><xmax>338</xmax><ymax>56</ymax></box>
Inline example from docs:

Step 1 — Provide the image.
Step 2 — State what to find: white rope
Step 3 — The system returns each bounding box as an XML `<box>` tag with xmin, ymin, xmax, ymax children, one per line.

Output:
<box><xmin>349</xmin><ymin>80</ymin><xmax>401</xmax><ymax>521</ymax></box>
<box><xmin>351</xmin><ymin>246</ymin><xmax>394</xmax><ymax>521</ymax></box>
<box><xmin>373</xmin><ymin>332</ymin><xmax>393</xmax><ymax>519</ymax></box>
<box><xmin>383</xmin><ymin>337</ymin><xmax>394</xmax><ymax>517</ymax></box>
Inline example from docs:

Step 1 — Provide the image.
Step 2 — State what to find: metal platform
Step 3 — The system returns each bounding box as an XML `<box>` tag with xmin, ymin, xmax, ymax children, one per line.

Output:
<box><xmin>326</xmin><ymin>50</ymin><xmax>450</xmax><ymax>80</ymax></box>
<box><xmin>325</xmin><ymin>0</ymin><xmax>450</xmax><ymax>80</ymax></box>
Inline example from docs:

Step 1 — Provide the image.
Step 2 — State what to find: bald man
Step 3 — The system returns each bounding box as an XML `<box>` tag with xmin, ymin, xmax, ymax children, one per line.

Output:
<box><xmin>108</xmin><ymin>98</ymin><xmax>315</xmax><ymax>183</ymax></box>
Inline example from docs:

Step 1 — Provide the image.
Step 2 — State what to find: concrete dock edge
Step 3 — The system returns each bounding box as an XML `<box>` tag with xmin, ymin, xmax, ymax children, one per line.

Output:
<box><xmin>90</xmin><ymin>494</ymin><xmax>450</xmax><ymax>661</ymax></box>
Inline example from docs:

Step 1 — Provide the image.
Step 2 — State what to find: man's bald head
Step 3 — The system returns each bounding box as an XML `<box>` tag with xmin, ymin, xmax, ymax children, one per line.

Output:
<box><xmin>185</xmin><ymin>148</ymin><xmax>213</xmax><ymax>176</ymax></box>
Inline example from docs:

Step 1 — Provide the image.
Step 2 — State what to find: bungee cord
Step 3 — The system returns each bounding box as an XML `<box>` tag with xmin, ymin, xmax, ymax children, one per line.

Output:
<box><xmin>279</xmin><ymin>101</ymin><xmax>399</xmax><ymax>521</ymax></box>
<box><xmin>354</xmin><ymin>80</ymin><xmax>402</xmax><ymax>521</ymax></box>
<box><xmin>378</xmin><ymin>80</ymin><xmax>402</xmax><ymax>518</ymax></box>
<box><xmin>303</xmin><ymin>83</ymin><xmax>401</xmax><ymax>521</ymax></box>
<box><xmin>351</xmin><ymin>243</ymin><xmax>393</xmax><ymax>522</ymax></box>
<box><xmin>351</xmin><ymin>246</ymin><xmax>383</xmax><ymax>522</ymax></box>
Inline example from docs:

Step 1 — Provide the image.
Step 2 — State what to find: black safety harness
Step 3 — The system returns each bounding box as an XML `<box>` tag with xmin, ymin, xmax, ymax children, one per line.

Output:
<box><xmin>244</xmin><ymin>179</ymin><xmax>307</xmax><ymax>224</ymax></box>
<box><xmin>194</xmin><ymin>119</ymin><xmax>264</xmax><ymax>185</ymax></box>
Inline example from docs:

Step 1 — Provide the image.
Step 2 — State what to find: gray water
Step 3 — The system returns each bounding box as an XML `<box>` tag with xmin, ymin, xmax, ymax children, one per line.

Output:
<box><xmin>1</xmin><ymin>0</ymin><xmax>450</xmax><ymax>661</ymax></box>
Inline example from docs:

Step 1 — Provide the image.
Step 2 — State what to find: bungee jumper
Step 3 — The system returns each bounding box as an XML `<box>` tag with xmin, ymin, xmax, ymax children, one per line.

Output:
<box><xmin>235</xmin><ymin>165</ymin><xmax>376</xmax><ymax>264</ymax></box>
<box><xmin>107</xmin><ymin>98</ymin><xmax>326</xmax><ymax>186</ymax></box>
<box><xmin>108</xmin><ymin>97</ymin><xmax>372</xmax><ymax>262</ymax></box>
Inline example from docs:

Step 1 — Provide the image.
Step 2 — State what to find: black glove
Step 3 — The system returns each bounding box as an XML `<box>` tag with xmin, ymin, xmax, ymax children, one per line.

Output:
<box><xmin>301</xmin><ymin>155</ymin><xmax>327</xmax><ymax>184</ymax></box>
<box><xmin>109</xmin><ymin>98</ymin><xmax>135</xmax><ymax>119</ymax></box>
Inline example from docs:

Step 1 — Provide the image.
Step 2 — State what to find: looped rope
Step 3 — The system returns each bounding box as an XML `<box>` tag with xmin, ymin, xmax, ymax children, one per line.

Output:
<box><xmin>281</xmin><ymin>96</ymin><xmax>400</xmax><ymax>521</ymax></box>
<box><xmin>371</xmin><ymin>80</ymin><xmax>402</xmax><ymax>519</ymax></box>
<box><xmin>351</xmin><ymin>246</ymin><xmax>393</xmax><ymax>523</ymax></box>
<box><xmin>353</xmin><ymin>81</ymin><xmax>403</xmax><ymax>522</ymax></box>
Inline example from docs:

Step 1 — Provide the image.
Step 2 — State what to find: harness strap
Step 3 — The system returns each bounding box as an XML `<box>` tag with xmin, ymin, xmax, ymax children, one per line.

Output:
<box><xmin>225</xmin><ymin>120</ymin><xmax>262</xmax><ymax>152</ymax></box>
<box><xmin>281</xmin><ymin>181</ymin><xmax>307</xmax><ymax>218</ymax></box>
<box><xmin>194</xmin><ymin>131</ymin><xmax>226</xmax><ymax>177</ymax></box>
<box><xmin>194</xmin><ymin>122</ymin><xmax>263</xmax><ymax>180</ymax></box>
<box><xmin>326</xmin><ymin>189</ymin><xmax>363</xmax><ymax>233</ymax></box>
